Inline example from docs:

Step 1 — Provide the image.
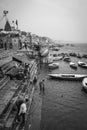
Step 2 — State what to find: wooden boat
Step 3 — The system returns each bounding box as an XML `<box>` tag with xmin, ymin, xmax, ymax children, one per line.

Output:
<box><xmin>53</xmin><ymin>56</ymin><xmax>63</xmax><ymax>61</ymax></box>
<box><xmin>76</xmin><ymin>53</ymin><xmax>82</xmax><ymax>58</ymax></box>
<box><xmin>48</xmin><ymin>63</ymin><xmax>59</xmax><ymax>69</ymax></box>
<box><xmin>82</xmin><ymin>54</ymin><xmax>87</xmax><ymax>58</ymax></box>
<box><xmin>78</xmin><ymin>61</ymin><xmax>87</xmax><ymax>68</ymax></box>
<box><xmin>69</xmin><ymin>62</ymin><xmax>77</xmax><ymax>69</ymax></box>
<box><xmin>69</xmin><ymin>52</ymin><xmax>77</xmax><ymax>57</ymax></box>
<box><xmin>48</xmin><ymin>73</ymin><xmax>87</xmax><ymax>80</ymax></box>
<box><xmin>52</xmin><ymin>47</ymin><xmax>60</xmax><ymax>51</ymax></box>
<box><xmin>78</xmin><ymin>61</ymin><xmax>86</xmax><ymax>65</ymax></box>
<box><xmin>82</xmin><ymin>78</ymin><xmax>87</xmax><ymax>91</ymax></box>
<box><xmin>63</xmin><ymin>57</ymin><xmax>71</xmax><ymax>62</ymax></box>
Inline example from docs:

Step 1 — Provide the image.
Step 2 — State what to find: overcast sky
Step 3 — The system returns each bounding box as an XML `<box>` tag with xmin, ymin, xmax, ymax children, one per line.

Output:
<box><xmin>0</xmin><ymin>0</ymin><xmax>87</xmax><ymax>43</ymax></box>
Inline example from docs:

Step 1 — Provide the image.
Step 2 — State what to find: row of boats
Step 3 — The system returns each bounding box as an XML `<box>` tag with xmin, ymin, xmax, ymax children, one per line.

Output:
<box><xmin>47</xmin><ymin>50</ymin><xmax>87</xmax><ymax>69</ymax></box>
<box><xmin>69</xmin><ymin>61</ymin><xmax>87</xmax><ymax>69</ymax></box>
<box><xmin>41</xmin><ymin>47</ymin><xmax>87</xmax><ymax>91</ymax></box>
<box><xmin>48</xmin><ymin>60</ymin><xmax>87</xmax><ymax>69</ymax></box>
<box><xmin>47</xmin><ymin>54</ymin><xmax>87</xmax><ymax>91</ymax></box>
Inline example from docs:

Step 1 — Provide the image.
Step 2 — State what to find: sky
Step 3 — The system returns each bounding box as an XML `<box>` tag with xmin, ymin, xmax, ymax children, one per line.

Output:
<box><xmin>0</xmin><ymin>0</ymin><xmax>87</xmax><ymax>43</ymax></box>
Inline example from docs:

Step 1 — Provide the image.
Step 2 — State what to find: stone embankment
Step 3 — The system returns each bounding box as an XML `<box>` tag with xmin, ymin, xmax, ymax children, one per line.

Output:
<box><xmin>0</xmin><ymin>50</ymin><xmax>38</xmax><ymax>130</ymax></box>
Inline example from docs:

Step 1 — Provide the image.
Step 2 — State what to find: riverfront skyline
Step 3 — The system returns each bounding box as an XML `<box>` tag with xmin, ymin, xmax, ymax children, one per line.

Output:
<box><xmin>0</xmin><ymin>0</ymin><xmax>87</xmax><ymax>43</ymax></box>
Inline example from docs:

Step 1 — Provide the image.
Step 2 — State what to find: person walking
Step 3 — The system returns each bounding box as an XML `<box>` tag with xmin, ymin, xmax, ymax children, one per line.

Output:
<box><xmin>39</xmin><ymin>80</ymin><xmax>42</xmax><ymax>92</ymax></box>
<box><xmin>39</xmin><ymin>79</ymin><xmax>45</xmax><ymax>93</ymax></box>
<box><xmin>42</xmin><ymin>79</ymin><xmax>45</xmax><ymax>93</ymax></box>
<box><xmin>16</xmin><ymin>97</ymin><xmax>24</xmax><ymax>123</ymax></box>
<box><xmin>18</xmin><ymin>97</ymin><xmax>28</xmax><ymax>125</ymax></box>
<box><xmin>33</xmin><ymin>76</ymin><xmax>37</xmax><ymax>85</ymax></box>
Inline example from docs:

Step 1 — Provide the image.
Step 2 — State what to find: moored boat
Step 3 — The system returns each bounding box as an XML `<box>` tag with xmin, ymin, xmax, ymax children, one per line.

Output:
<box><xmin>69</xmin><ymin>62</ymin><xmax>77</xmax><ymax>69</ymax></box>
<box><xmin>48</xmin><ymin>73</ymin><xmax>87</xmax><ymax>80</ymax></box>
<box><xmin>78</xmin><ymin>61</ymin><xmax>86</xmax><ymax>65</ymax></box>
<box><xmin>53</xmin><ymin>56</ymin><xmax>63</xmax><ymax>61</ymax></box>
<box><xmin>63</xmin><ymin>57</ymin><xmax>71</xmax><ymax>62</ymax></box>
<box><xmin>76</xmin><ymin>53</ymin><xmax>82</xmax><ymax>58</ymax></box>
<box><xmin>48</xmin><ymin>63</ymin><xmax>59</xmax><ymax>69</ymax></box>
<box><xmin>82</xmin><ymin>78</ymin><xmax>87</xmax><ymax>91</ymax></box>
<box><xmin>82</xmin><ymin>54</ymin><xmax>87</xmax><ymax>58</ymax></box>
<box><xmin>78</xmin><ymin>61</ymin><xmax>87</xmax><ymax>68</ymax></box>
<box><xmin>52</xmin><ymin>47</ymin><xmax>60</xmax><ymax>51</ymax></box>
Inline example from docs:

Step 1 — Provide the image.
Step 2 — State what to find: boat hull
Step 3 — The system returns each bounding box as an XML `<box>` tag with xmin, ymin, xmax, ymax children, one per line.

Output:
<box><xmin>70</xmin><ymin>65</ymin><xmax>77</xmax><ymax>69</ymax></box>
<box><xmin>48</xmin><ymin>63</ymin><xmax>59</xmax><ymax>69</ymax></box>
<box><xmin>82</xmin><ymin>78</ymin><xmax>87</xmax><ymax>91</ymax></box>
<box><xmin>70</xmin><ymin>62</ymin><xmax>77</xmax><ymax>69</ymax></box>
<box><xmin>48</xmin><ymin>65</ymin><xmax>59</xmax><ymax>69</ymax></box>
<box><xmin>63</xmin><ymin>57</ymin><xmax>71</xmax><ymax>62</ymax></box>
<box><xmin>48</xmin><ymin>74</ymin><xmax>87</xmax><ymax>81</ymax></box>
<box><xmin>78</xmin><ymin>61</ymin><xmax>87</xmax><ymax>68</ymax></box>
<box><xmin>79</xmin><ymin>64</ymin><xmax>87</xmax><ymax>68</ymax></box>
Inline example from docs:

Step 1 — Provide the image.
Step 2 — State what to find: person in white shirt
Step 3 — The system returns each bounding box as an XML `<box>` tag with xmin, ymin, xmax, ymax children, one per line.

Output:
<box><xmin>19</xmin><ymin>97</ymin><xmax>28</xmax><ymax>125</ymax></box>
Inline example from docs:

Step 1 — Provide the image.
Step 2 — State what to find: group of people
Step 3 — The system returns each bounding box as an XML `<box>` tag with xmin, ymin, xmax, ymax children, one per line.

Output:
<box><xmin>33</xmin><ymin>76</ymin><xmax>45</xmax><ymax>93</ymax></box>
<box><xmin>15</xmin><ymin>77</ymin><xmax>45</xmax><ymax>127</ymax></box>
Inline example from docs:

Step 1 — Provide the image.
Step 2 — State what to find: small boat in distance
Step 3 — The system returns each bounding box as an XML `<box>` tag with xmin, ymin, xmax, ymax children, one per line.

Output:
<box><xmin>82</xmin><ymin>54</ymin><xmax>87</xmax><ymax>58</ymax></box>
<box><xmin>53</xmin><ymin>56</ymin><xmax>63</xmax><ymax>61</ymax></box>
<box><xmin>69</xmin><ymin>62</ymin><xmax>77</xmax><ymax>69</ymax></box>
<box><xmin>48</xmin><ymin>63</ymin><xmax>59</xmax><ymax>69</ymax></box>
<box><xmin>78</xmin><ymin>61</ymin><xmax>86</xmax><ymax>65</ymax></box>
<box><xmin>78</xmin><ymin>61</ymin><xmax>87</xmax><ymax>68</ymax></box>
<box><xmin>76</xmin><ymin>53</ymin><xmax>82</xmax><ymax>59</ymax></box>
<box><xmin>82</xmin><ymin>78</ymin><xmax>87</xmax><ymax>91</ymax></box>
<box><xmin>63</xmin><ymin>57</ymin><xmax>71</xmax><ymax>62</ymax></box>
<box><xmin>48</xmin><ymin>73</ymin><xmax>87</xmax><ymax>81</ymax></box>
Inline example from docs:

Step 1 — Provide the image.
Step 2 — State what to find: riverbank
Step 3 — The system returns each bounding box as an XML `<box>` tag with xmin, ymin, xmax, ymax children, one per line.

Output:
<box><xmin>25</xmin><ymin>83</ymin><xmax>42</xmax><ymax>130</ymax></box>
<box><xmin>0</xmin><ymin>49</ymin><xmax>38</xmax><ymax>130</ymax></box>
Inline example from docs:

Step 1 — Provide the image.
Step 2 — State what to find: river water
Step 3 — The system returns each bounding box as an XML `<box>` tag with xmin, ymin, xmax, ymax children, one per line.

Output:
<box><xmin>27</xmin><ymin>43</ymin><xmax>87</xmax><ymax>130</ymax></box>
<box><xmin>39</xmin><ymin>43</ymin><xmax>87</xmax><ymax>130</ymax></box>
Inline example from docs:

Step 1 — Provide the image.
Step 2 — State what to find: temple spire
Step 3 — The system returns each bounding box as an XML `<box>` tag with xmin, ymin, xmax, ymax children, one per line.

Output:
<box><xmin>4</xmin><ymin>20</ymin><xmax>11</xmax><ymax>31</ymax></box>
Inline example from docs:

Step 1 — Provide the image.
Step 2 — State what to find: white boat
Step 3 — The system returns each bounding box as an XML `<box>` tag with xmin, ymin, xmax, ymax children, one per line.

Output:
<box><xmin>82</xmin><ymin>78</ymin><xmax>87</xmax><ymax>91</ymax></box>
<box><xmin>48</xmin><ymin>63</ymin><xmax>59</xmax><ymax>69</ymax></box>
<box><xmin>48</xmin><ymin>73</ymin><xmax>87</xmax><ymax>80</ymax></box>
<box><xmin>69</xmin><ymin>62</ymin><xmax>77</xmax><ymax>69</ymax></box>
<box><xmin>78</xmin><ymin>61</ymin><xmax>86</xmax><ymax>65</ymax></box>
<box><xmin>78</xmin><ymin>61</ymin><xmax>87</xmax><ymax>68</ymax></box>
